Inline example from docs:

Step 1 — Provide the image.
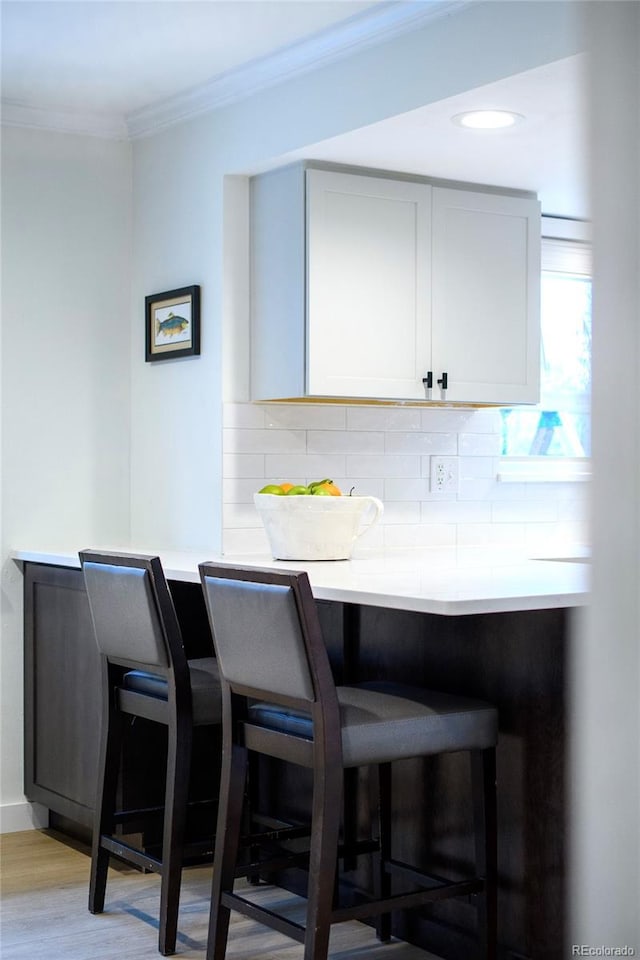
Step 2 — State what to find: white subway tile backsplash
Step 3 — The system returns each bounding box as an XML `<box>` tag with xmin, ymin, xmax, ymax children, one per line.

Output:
<box><xmin>492</xmin><ymin>482</ymin><xmax>537</xmax><ymax>502</ymax></box>
<box><xmin>456</xmin><ymin>523</ymin><xmax>495</xmax><ymax>546</ymax></box>
<box><xmin>459</xmin><ymin>433</ymin><xmax>503</xmax><ymax>456</ymax></box>
<box><xmin>385</xmin><ymin>432</ymin><xmax>456</xmax><ymax>455</ymax></box>
<box><xmin>221</xmin><ymin>402</ymin><xmax>588</xmax><ymax>554</ymax></box>
<box><xmin>421</xmin><ymin>500</ymin><xmax>491</xmax><ymax>524</ymax></box>
<box><xmin>457</xmin><ymin>478</ymin><xmax>498</xmax><ymax>501</ymax></box>
<box><xmin>419</xmin><ymin>409</ymin><xmax>474</xmax><ymax>433</ymax></box>
<box><xmin>223</xmin><ymin>453</ymin><xmax>265</xmax><ymax>478</ymax></box>
<box><xmin>557</xmin><ymin>498</ymin><xmax>588</xmax><ymax>522</ymax></box>
<box><xmin>460</xmin><ymin>456</ymin><xmax>496</xmax><ymax>479</ymax></box>
<box><xmin>264</xmin><ymin>403</ymin><xmax>346</xmax><ymax>430</ymax></box>
<box><xmin>307</xmin><ymin>430</ymin><xmax>384</xmax><ymax>454</ymax></box>
<box><xmin>223</xmin><ymin>403</ymin><xmax>266</xmax><ymax>429</ymax></box>
<box><xmin>353</xmin><ymin>524</ymin><xmax>384</xmax><ymax>551</ymax></box>
<box><xmin>347</xmin><ymin>406</ymin><xmax>421</xmax><ymax>431</ymax></box>
<box><xmin>531</xmin><ymin>481</ymin><xmax>590</xmax><ymax>503</ymax></box>
<box><xmin>486</xmin><ymin>523</ymin><xmax>526</xmax><ymax>545</ymax></box>
<box><xmin>347</xmin><ymin>478</ymin><xmax>384</xmax><ymax>498</ymax></box>
<box><xmin>223</xmin><ymin>478</ymin><xmax>262</xmax><ymax>502</ymax></box>
<box><xmin>223</xmin><ymin>502</ymin><xmax>262</xmax><ymax>528</ymax></box>
<box><xmin>384</xmin><ymin>478</ymin><xmax>430</xmax><ymax>501</ymax></box>
<box><xmin>223</xmin><ymin>526</ymin><xmax>270</xmax><ymax>555</ymax></box>
<box><xmin>459</xmin><ymin>477</ymin><xmax>537</xmax><ymax>502</ymax></box>
<box><xmin>384</xmin><ymin>523</ymin><xmax>456</xmax><ymax>548</ymax></box>
<box><xmin>524</xmin><ymin>522</ymin><xmax>565</xmax><ymax>550</ymax></box>
<box><xmin>265</xmin><ymin>454</ymin><xmax>346</xmax><ymax>479</ymax></box>
<box><xmin>491</xmin><ymin>501</ymin><xmax>558</xmax><ymax>523</ymax></box>
<box><xmin>347</xmin><ymin>454</ymin><xmax>420</xmax><ymax>478</ymax></box>
<box><xmin>224</xmin><ymin>428</ymin><xmax>306</xmax><ymax>454</ymax></box>
<box><xmin>455</xmin><ymin>409</ymin><xmax>503</xmax><ymax>433</ymax></box>
<box><xmin>381</xmin><ymin>501</ymin><xmax>421</xmax><ymax>524</ymax></box>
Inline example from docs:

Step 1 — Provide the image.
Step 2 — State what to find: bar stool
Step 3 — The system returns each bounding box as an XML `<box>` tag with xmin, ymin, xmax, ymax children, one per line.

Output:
<box><xmin>199</xmin><ymin>562</ymin><xmax>498</xmax><ymax>960</ymax></box>
<box><xmin>80</xmin><ymin>550</ymin><xmax>222</xmax><ymax>956</ymax></box>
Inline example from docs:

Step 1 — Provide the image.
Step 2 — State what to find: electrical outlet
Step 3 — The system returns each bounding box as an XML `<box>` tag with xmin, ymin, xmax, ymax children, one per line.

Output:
<box><xmin>430</xmin><ymin>456</ymin><xmax>459</xmax><ymax>493</ymax></box>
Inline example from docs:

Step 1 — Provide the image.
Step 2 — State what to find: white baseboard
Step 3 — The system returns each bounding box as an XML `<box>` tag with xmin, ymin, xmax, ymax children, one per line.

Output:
<box><xmin>0</xmin><ymin>800</ymin><xmax>48</xmax><ymax>833</ymax></box>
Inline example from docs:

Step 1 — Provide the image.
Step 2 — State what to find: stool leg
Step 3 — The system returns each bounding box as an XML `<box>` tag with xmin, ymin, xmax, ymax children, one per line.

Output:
<box><xmin>207</xmin><ymin>742</ymin><xmax>247</xmax><ymax>960</ymax></box>
<box><xmin>89</xmin><ymin>677</ymin><xmax>123</xmax><ymax>915</ymax></box>
<box><xmin>374</xmin><ymin>762</ymin><xmax>392</xmax><ymax>942</ymax></box>
<box><xmin>245</xmin><ymin>751</ymin><xmax>261</xmax><ymax>885</ymax></box>
<box><xmin>303</xmin><ymin>758</ymin><xmax>342</xmax><ymax>960</ymax></box>
<box><xmin>342</xmin><ymin>768</ymin><xmax>359</xmax><ymax>871</ymax></box>
<box><xmin>158</xmin><ymin>717</ymin><xmax>192</xmax><ymax>956</ymax></box>
<box><xmin>471</xmin><ymin>748</ymin><xmax>498</xmax><ymax>960</ymax></box>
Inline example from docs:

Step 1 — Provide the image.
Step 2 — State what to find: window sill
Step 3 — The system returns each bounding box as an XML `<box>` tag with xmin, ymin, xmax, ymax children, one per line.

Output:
<box><xmin>497</xmin><ymin>458</ymin><xmax>591</xmax><ymax>483</ymax></box>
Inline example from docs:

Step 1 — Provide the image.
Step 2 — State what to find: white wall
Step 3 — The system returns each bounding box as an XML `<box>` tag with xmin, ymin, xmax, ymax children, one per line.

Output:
<box><xmin>0</xmin><ymin>127</ymin><xmax>132</xmax><ymax>829</ymax></box>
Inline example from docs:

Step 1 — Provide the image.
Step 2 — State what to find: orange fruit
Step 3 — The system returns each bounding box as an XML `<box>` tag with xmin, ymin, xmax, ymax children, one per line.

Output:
<box><xmin>315</xmin><ymin>481</ymin><xmax>341</xmax><ymax>496</ymax></box>
<box><xmin>279</xmin><ymin>482</ymin><xmax>294</xmax><ymax>493</ymax></box>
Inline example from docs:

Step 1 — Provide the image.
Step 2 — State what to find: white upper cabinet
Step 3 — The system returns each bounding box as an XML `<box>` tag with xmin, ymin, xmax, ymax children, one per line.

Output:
<box><xmin>306</xmin><ymin>170</ymin><xmax>431</xmax><ymax>399</ymax></box>
<box><xmin>430</xmin><ymin>187</ymin><xmax>540</xmax><ymax>404</ymax></box>
<box><xmin>250</xmin><ymin>164</ymin><xmax>540</xmax><ymax>404</ymax></box>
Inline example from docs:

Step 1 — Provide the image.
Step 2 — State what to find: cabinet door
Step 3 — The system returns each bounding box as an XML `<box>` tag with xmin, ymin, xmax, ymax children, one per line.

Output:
<box><xmin>431</xmin><ymin>188</ymin><xmax>541</xmax><ymax>404</ymax></box>
<box><xmin>306</xmin><ymin>170</ymin><xmax>431</xmax><ymax>399</ymax></box>
<box><xmin>24</xmin><ymin>563</ymin><xmax>101</xmax><ymax>827</ymax></box>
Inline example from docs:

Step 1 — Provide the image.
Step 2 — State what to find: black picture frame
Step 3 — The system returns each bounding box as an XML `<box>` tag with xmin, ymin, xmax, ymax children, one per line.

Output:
<box><xmin>145</xmin><ymin>285</ymin><xmax>200</xmax><ymax>362</ymax></box>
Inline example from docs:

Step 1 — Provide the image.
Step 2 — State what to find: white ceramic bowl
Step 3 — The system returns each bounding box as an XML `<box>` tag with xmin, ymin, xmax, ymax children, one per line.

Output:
<box><xmin>254</xmin><ymin>493</ymin><xmax>384</xmax><ymax>561</ymax></box>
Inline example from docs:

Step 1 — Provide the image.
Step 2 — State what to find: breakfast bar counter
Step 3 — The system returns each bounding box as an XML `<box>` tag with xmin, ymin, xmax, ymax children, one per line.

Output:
<box><xmin>15</xmin><ymin>545</ymin><xmax>588</xmax><ymax>960</ymax></box>
<box><xmin>13</xmin><ymin>544</ymin><xmax>589</xmax><ymax>615</ymax></box>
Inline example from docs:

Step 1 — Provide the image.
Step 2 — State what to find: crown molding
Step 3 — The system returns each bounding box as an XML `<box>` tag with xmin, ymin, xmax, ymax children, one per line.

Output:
<box><xmin>1</xmin><ymin>1</ymin><xmax>469</xmax><ymax>142</ymax></box>
<box><xmin>127</xmin><ymin>0</ymin><xmax>470</xmax><ymax>138</ymax></box>
<box><xmin>0</xmin><ymin>100</ymin><xmax>128</xmax><ymax>140</ymax></box>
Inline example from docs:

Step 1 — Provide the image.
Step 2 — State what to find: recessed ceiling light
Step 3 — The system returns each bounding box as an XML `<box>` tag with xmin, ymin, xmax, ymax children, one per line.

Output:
<box><xmin>452</xmin><ymin>110</ymin><xmax>524</xmax><ymax>130</ymax></box>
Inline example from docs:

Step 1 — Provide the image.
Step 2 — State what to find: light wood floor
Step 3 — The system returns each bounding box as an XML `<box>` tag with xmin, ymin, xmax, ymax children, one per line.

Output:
<box><xmin>0</xmin><ymin>830</ymin><xmax>440</xmax><ymax>960</ymax></box>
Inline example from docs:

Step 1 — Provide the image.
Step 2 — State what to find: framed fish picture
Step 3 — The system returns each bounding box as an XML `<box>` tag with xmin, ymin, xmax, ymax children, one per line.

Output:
<box><xmin>145</xmin><ymin>285</ymin><xmax>200</xmax><ymax>362</ymax></box>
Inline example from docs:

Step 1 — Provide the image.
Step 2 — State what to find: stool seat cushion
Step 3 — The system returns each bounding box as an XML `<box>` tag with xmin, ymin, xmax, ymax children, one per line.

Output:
<box><xmin>249</xmin><ymin>681</ymin><xmax>498</xmax><ymax>767</ymax></box>
<box><xmin>122</xmin><ymin>657</ymin><xmax>222</xmax><ymax>725</ymax></box>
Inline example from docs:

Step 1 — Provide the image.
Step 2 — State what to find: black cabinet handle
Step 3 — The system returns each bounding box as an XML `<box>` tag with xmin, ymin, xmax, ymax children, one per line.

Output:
<box><xmin>437</xmin><ymin>372</ymin><xmax>448</xmax><ymax>390</ymax></box>
<box><xmin>422</xmin><ymin>372</ymin><xmax>433</xmax><ymax>389</ymax></box>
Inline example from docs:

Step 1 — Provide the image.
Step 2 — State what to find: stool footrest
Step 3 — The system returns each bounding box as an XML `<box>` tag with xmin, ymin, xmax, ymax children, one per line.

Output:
<box><xmin>242</xmin><ymin>824</ymin><xmax>310</xmax><ymax>845</ymax></box>
<box><xmin>100</xmin><ymin>835</ymin><xmax>162</xmax><ymax>873</ymax></box>
<box><xmin>330</xmin><ymin>877</ymin><xmax>484</xmax><ymax>924</ymax></box>
<box><xmin>384</xmin><ymin>857</ymin><xmax>463</xmax><ymax>890</ymax></box>
<box><xmin>112</xmin><ymin>796</ymin><xmax>218</xmax><ymax>824</ymax></box>
<box><xmin>221</xmin><ymin>892</ymin><xmax>306</xmax><ymax>944</ymax></box>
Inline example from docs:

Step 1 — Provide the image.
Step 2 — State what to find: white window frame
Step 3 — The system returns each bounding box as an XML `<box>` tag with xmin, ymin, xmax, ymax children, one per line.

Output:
<box><xmin>498</xmin><ymin>216</ymin><xmax>592</xmax><ymax>483</ymax></box>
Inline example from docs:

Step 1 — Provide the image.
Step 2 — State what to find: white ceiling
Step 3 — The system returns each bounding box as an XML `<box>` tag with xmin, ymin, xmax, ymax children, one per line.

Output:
<box><xmin>278</xmin><ymin>54</ymin><xmax>589</xmax><ymax>219</ymax></box>
<box><xmin>0</xmin><ymin>0</ymin><xmax>382</xmax><ymax>115</ymax></box>
<box><xmin>0</xmin><ymin>0</ymin><xmax>588</xmax><ymax>219</ymax></box>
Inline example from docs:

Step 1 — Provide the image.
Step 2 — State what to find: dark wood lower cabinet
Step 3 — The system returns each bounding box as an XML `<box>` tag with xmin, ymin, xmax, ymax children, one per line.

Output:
<box><xmin>24</xmin><ymin>563</ymin><xmax>101</xmax><ymax>828</ymax></box>
<box><xmin>23</xmin><ymin>562</ymin><xmax>569</xmax><ymax>960</ymax></box>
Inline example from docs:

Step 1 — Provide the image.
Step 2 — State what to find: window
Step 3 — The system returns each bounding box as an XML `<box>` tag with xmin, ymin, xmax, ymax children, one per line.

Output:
<box><xmin>499</xmin><ymin>220</ymin><xmax>592</xmax><ymax>481</ymax></box>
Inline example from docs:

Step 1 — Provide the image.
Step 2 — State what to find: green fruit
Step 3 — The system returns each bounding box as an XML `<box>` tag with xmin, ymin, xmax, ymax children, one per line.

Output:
<box><xmin>311</xmin><ymin>487</ymin><xmax>332</xmax><ymax>495</ymax></box>
<box><xmin>308</xmin><ymin>477</ymin><xmax>332</xmax><ymax>491</ymax></box>
<box><xmin>285</xmin><ymin>485</ymin><xmax>310</xmax><ymax>495</ymax></box>
<box><xmin>258</xmin><ymin>484</ymin><xmax>285</xmax><ymax>495</ymax></box>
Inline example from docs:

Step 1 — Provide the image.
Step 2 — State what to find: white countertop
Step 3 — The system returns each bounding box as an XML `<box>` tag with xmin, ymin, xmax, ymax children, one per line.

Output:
<box><xmin>12</xmin><ymin>545</ymin><xmax>589</xmax><ymax>616</ymax></box>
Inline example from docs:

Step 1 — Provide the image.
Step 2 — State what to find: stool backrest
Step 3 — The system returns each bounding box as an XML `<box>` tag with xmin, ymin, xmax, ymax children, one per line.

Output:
<box><xmin>199</xmin><ymin>564</ymin><xmax>333</xmax><ymax>706</ymax></box>
<box><xmin>80</xmin><ymin>550</ymin><xmax>184</xmax><ymax>672</ymax></box>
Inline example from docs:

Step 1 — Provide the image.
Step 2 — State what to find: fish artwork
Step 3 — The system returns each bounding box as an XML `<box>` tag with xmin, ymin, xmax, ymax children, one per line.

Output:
<box><xmin>156</xmin><ymin>311</ymin><xmax>189</xmax><ymax>338</ymax></box>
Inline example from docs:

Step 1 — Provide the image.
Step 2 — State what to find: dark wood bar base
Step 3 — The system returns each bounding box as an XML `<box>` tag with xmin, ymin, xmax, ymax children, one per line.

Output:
<box><xmin>318</xmin><ymin>600</ymin><xmax>567</xmax><ymax>960</ymax></box>
<box><xmin>23</xmin><ymin>563</ymin><xmax>568</xmax><ymax>960</ymax></box>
